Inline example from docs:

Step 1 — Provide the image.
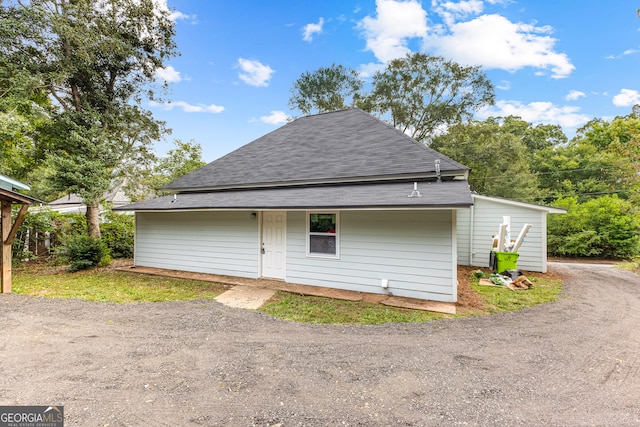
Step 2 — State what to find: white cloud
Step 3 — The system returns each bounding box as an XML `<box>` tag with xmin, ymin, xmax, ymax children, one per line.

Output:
<box><xmin>356</xmin><ymin>1</ymin><xmax>574</xmax><ymax>79</ymax></box>
<box><xmin>358</xmin><ymin>0</ymin><xmax>428</xmax><ymax>62</ymax></box>
<box><xmin>438</xmin><ymin>0</ymin><xmax>484</xmax><ymax>15</ymax></box>
<box><xmin>425</xmin><ymin>14</ymin><xmax>574</xmax><ymax>78</ymax></box>
<box><xmin>302</xmin><ymin>18</ymin><xmax>324</xmax><ymax>42</ymax></box>
<box><xmin>432</xmin><ymin>0</ymin><xmax>484</xmax><ymax>26</ymax></box>
<box><xmin>168</xmin><ymin>10</ymin><xmax>195</xmax><ymax>22</ymax></box>
<box><xmin>237</xmin><ymin>58</ymin><xmax>275</xmax><ymax>87</ymax></box>
<box><xmin>358</xmin><ymin>62</ymin><xmax>386</xmax><ymax>78</ymax></box>
<box><xmin>478</xmin><ymin>100</ymin><xmax>591</xmax><ymax>129</ymax></box>
<box><xmin>155</xmin><ymin>65</ymin><xmax>182</xmax><ymax>83</ymax></box>
<box><xmin>149</xmin><ymin>100</ymin><xmax>224</xmax><ymax>113</ymax></box>
<box><xmin>612</xmin><ymin>89</ymin><xmax>640</xmax><ymax>107</ymax></box>
<box><xmin>260</xmin><ymin>111</ymin><xmax>288</xmax><ymax>125</ymax></box>
<box><xmin>565</xmin><ymin>90</ymin><xmax>586</xmax><ymax>101</ymax></box>
<box><xmin>151</xmin><ymin>0</ymin><xmax>195</xmax><ymax>22</ymax></box>
<box><xmin>496</xmin><ymin>80</ymin><xmax>511</xmax><ymax>90</ymax></box>
<box><xmin>606</xmin><ymin>48</ymin><xmax>640</xmax><ymax>59</ymax></box>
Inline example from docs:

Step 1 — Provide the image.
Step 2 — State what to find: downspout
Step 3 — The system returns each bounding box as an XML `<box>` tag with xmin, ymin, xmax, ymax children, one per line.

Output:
<box><xmin>469</xmin><ymin>203</ymin><xmax>475</xmax><ymax>265</ymax></box>
<box><xmin>133</xmin><ymin>213</ymin><xmax>138</xmax><ymax>267</ymax></box>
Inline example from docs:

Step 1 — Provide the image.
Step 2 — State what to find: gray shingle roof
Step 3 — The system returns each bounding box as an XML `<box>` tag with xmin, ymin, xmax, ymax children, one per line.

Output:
<box><xmin>116</xmin><ymin>180</ymin><xmax>472</xmax><ymax>211</ymax></box>
<box><xmin>164</xmin><ymin>108</ymin><xmax>469</xmax><ymax>191</ymax></box>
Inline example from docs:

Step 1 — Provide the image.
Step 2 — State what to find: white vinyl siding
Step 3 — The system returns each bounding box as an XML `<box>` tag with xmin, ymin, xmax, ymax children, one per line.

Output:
<box><xmin>457</xmin><ymin>196</ymin><xmax>549</xmax><ymax>272</ymax></box>
<box><xmin>134</xmin><ymin>211</ymin><xmax>259</xmax><ymax>278</ymax></box>
<box><xmin>286</xmin><ymin>210</ymin><xmax>457</xmax><ymax>302</ymax></box>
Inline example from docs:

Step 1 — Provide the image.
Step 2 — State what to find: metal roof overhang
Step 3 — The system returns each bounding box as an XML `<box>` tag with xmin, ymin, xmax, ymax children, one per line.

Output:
<box><xmin>116</xmin><ymin>180</ymin><xmax>473</xmax><ymax>212</ymax></box>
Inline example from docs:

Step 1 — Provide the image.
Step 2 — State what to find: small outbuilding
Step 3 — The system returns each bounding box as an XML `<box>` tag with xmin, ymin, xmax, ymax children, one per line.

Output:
<box><xmin>456</xmin><ymin>194</ymin><xmax>566</xmax><ymax>273</ymax></box>
<box><xmin>45</xmin><ymin>180</ymin><xmax>130</xmax><ymax>215</ymax></box>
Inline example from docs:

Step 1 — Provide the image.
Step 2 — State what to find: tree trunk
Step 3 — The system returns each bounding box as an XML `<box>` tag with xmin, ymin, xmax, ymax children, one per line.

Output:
<box><xmin>86</xmin><ymin>203</ymin><xmax>101</xmax><ymax>239</ymax></box>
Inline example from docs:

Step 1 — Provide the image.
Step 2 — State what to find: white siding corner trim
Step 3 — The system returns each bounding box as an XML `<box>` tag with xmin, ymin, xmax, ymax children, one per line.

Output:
<box><xmin>451</xmin><ymin>209</ymin><xmax>458</xmax><ymax>300</ymax></box>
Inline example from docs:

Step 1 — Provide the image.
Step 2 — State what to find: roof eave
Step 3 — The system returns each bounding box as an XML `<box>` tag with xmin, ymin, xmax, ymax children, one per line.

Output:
<box><xmin>472</xmin><ymin>193</ymin><xmax>567</xmax><ymax>213</ymax></box>
<box><xmin>116</xmin><ymin>203</ymin><xmax>472</xmax><ymax>212</ymax></box>
<box><xmin>162</xmin><ymin>171</ymin><xmax>469</xmax><ymax>193</ymax></box>
<box><xmin>0</xmin><ymin>174</ymin><xmax>30</xmax><ymax>191</ymax></box>
<box><xmin>0</xmin><ymin>188</ymin><xmax>40</xmax><ymax>205</ymax></box>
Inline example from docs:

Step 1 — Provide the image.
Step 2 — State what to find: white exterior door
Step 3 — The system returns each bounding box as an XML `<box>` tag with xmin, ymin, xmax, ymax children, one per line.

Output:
<box><xmin>262</xmin><ymin>211</ymin><xmax>286</xmax><ymax>279</ymax></box>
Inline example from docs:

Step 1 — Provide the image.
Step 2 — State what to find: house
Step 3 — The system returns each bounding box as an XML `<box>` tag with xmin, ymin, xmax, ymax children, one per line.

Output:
<box><xmin>457</xmin><ymin>194</ymin><xmax>565</xmax><ymax>273</ymax></box>
<box><xmin>0</xmin><ymin>174</ymin><xmax>38</xmax><ymax>292</ymax></box>
<box><xmin>45</xmin><ymin>180</ymin><xmax>130</xmax><ymax>215</ymax></box>
<box><xmin>116</xmin><ymin>108</ymin><xmax>475</xmax><ymax>303</ymax></box>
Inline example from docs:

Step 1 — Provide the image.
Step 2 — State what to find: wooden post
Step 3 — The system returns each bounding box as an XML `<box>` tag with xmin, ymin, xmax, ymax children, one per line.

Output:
<box><xmin>1</xmin><ymin>201</ymin><xmax>11</xmax><ymax>293</ymax></box>
<box><xmin>7</xmin><ymin>204</ymin><xmax>28</xmax><ymax>245</ymax></box>
<box><xmin>1</xmin><ymin>202</ymin><xmax>30</xmax><ymax>293</ymax></box>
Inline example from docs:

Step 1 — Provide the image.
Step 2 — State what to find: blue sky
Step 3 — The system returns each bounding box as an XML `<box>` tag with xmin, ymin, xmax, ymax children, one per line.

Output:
<box><xmin>152</xmin><ymin>0</ymin><xmax>640</xmax><ymax>162</ymax></box>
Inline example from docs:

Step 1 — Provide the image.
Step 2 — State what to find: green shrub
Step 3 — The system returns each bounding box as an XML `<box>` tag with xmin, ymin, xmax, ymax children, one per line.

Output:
<box><xmin>100</xmin><ymin>211</ymin><xmax>134</xmax><ymax>258</ymax></box>
<box><xmin>59</xmin><ymin>234</ymin><xmax>108</xmax><ymax>272</ymax></box>
<box><xmin>548</xmin><ymin>195</ymin><xmax>640</xmax><ymax>259</ymax></box>
<box><xmin>12</xmin><ymin>210</ymin><xmax>58</xmax><ymax>257</ymax></box>
<box><xmin>13</xmin><ymin>209</ymin><xmax>134</xmax><ymax>264</ymax></box>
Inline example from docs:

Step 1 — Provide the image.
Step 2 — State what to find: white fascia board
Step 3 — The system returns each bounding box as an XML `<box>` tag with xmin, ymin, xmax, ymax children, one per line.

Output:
<box><xmin>472</xmin><ymin>194</ymin><xmax>566</xmax><ymax>214</ymax></box>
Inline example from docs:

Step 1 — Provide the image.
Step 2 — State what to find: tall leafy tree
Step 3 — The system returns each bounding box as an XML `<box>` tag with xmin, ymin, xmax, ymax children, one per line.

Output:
<box><xmin>124</xmin><ymin>139</ymin><xmax>206</xmax><ymax>201</ymax></box>
<box><xmin>0</xmin><ymin>74</ymin><xmax>49</xmax><ymax>180</ymax></box>
<box><xmin>289</xmin><ymin>63</ymin><xmax>364</xmax><ymax>115</ymax></box>
<box><xmin>532</xmin><ymin>111</ymin><xmax>640</xmax><ymax>203</ymax></box>
<box><xmin>0</xmin><ymin>0</ymin><xmax>177</xmax><ymax>237</ymax></box>
<box><xmin>431</xmin><ymin>117</ymin><xmax>549</xmax><ymax>202</ymax></box>
<box><xmin>500</xmin><ymin>116</ymin><xmax>567</xmax><ymax>152</ymax></box>
<box><xmin>288</xmin><ymin>54</ymin><xmax>494</xmax><ymax>143</ymax></box>
<box><xmin>0</xmin><ymin>23</ymin><xmax>52</xmax><ymax>180</ymax></box>
<box><xmin>365</xmin><ymin>53</ymin><xmax>495</xmax><ymax>143</ymax></box>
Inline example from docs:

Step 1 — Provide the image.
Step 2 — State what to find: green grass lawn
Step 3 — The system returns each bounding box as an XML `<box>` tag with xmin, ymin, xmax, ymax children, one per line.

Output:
<box><xmin>12</xmin><ymin>261</ymin><xmax>562</xmax><ymax>323</ymax></box>
<box><xmin>470</xmin><ymin>275</ymin><xmax>563</xmax><ymax>314</ymax></box>
<box><xmin>260</xmin><ymin>273</ymin><xmax>563</xmax><ymax>324</ymax></box>
<box><xmin>616</xmin><ymin>259</ymin><xmax>640</xmax><ymax>275</ymax></box>
<box><xmin>258</xmin><ymin>292</ymin><xmax>444</xmax><ymax>325</ymax></box>
<box><xmin>13</xmin><ymin>264</ymin><xmax>227</xmax><ymax>303</ymax></box>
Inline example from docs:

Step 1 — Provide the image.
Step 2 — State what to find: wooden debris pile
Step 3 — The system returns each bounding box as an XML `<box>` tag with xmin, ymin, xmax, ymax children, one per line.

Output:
<box><xmin>476</xmin><ymin>271</ymin><xmax>534</xmax><ymax>291</ymax></box>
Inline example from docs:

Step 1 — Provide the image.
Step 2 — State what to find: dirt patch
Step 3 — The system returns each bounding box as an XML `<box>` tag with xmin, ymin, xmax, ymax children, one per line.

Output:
<box><xmin>456</xmin><ymin>265</ymin><xmax>488</xmax><ymax>313</ymax></box>
<box><xmin>214</xmin><ymin>285</ymin><xmax>277</xmax><ymax>309</ymax></box>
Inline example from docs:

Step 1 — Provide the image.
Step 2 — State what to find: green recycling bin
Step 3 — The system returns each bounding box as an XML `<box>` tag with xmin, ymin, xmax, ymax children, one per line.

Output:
<box><xmin>493</xmin><ymin>251</ymin><xmax>519</xmax><ymax>273</ymax></box>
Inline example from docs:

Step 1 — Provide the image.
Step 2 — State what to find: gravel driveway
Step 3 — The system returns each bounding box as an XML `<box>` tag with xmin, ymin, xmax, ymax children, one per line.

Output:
<box><xmin>1</xmin><ymin>262</ymin><xmax>639</xmax><ymax>426</ymax></box>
